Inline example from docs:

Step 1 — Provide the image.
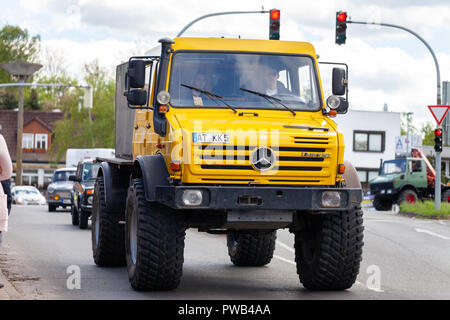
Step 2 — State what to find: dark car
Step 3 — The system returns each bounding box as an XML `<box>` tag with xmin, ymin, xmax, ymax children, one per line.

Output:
<box><xmin>69</xmin><ymin>159</ymin><xmax>101</xmax><ymax>229</ymax></box>
<box><xmin>47</xmin><ymin>168</ymin><xmax>77</xmax><ymax>212</ymax></box>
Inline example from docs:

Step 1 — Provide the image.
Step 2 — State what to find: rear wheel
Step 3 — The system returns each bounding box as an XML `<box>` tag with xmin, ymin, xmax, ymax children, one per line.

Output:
<box><xmin>92</xmin><ymin>177</ymin><xmax>126</xmax><ymax>267</ymax></box>
<box><xmin>294</xmin><ymin>208</ymin><xmax>364</xmax><ymax>290</ymax></box>
<box><xmin>125</xmin><ymin>178</ymin><xmax>186</xmax><ymax>291</ymax></box>
<box><xmin>398</xmin><ymin>189</ymin><xmax>418</xmax><ymax>205</ymax></box>
<box><xmin>442</xmin><ymin>189</ymin><xmax>450</xmax><ymax>203</ymax></box>
<box><xmin>227</xmin><ymin>230</ymin><xmax>276</xmax><ymax>266</ymax></box>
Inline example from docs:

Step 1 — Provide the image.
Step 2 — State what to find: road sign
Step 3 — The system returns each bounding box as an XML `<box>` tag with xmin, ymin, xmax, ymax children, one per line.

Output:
<box><xmin>428</xmin><ymin>105</ymin><xmax>450</xmax><ymax>125</ymax></box>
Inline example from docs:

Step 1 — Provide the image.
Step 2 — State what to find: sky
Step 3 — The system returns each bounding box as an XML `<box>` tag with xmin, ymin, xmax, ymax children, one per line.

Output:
<box><xmin>1</xmin><ymin>0</ymin><xmax>450</xmax><ymax>130</ymax></box>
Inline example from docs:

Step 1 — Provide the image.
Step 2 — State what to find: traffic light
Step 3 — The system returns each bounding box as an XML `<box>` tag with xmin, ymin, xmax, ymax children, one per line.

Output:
<box><xmin>269</xmin><ymin>9</ymin><xmax>280</xmax><ymax>40</ymax></box>
<box><xmin>335</xmin><ymin>11</ymin><xmax>347</xmax><ymax>45</ymax></box>
<box><xmin>435</xmin><ymin>128</ymin><xmax>443</xmax><ymax>152</ymax></box>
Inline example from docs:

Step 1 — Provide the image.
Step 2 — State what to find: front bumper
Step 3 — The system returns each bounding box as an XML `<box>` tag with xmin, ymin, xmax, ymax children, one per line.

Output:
<box><xmin>156</xmin><ymin>185</ymin><xmax>362</xmax><ymax>211</ymax></box>
<box><xmin>47</xmin><ymin>199</ymin><xmax>72</xmax><ymax>206</ymax></box>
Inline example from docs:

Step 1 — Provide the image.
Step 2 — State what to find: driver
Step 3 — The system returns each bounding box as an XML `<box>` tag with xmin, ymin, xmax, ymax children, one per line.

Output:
<box><xmin>262</xmin><ymin>65</ymin><xmax>290</xmax><ymax>96</ymax></box>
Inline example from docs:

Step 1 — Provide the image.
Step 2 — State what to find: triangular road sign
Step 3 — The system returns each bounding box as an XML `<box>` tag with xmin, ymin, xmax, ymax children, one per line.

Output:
<box><xmin>428</xmin><ymin>105</ymin><xmax>450</xmax><ymax>125</ymax></box>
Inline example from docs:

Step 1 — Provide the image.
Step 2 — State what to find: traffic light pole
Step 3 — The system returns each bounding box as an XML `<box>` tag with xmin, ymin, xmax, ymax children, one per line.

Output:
<box><xmin>176</xmin><ymin>10</ymin><xmax>269</xmax><ymax>37</ymax></box>
<box><xmin>348</xmin><ymin>20</ymin><xmax>442</xmax><ymax>209</ymax></box>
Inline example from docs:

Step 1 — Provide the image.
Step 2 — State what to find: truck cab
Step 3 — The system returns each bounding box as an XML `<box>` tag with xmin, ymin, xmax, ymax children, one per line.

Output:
<box><xmin>92</xmin><ymin>37</ymin><xmax>364</xmax><ymax>292</ymax></box>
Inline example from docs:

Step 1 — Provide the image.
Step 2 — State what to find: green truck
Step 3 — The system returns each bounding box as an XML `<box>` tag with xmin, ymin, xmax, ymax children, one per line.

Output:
<box><xmin>369</xmin><ymin>149</ymin><xmax>450</xmax><ymax>210</ymax></box>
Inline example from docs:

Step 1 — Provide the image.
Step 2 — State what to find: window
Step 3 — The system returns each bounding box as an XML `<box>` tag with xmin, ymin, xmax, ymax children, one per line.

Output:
<box><xmin>353</xmin><ymin>131</ymin><xmax>385</xmax><ymax>152</ymax></box>
<box><xmin>35</xmin><ymin>134</ymin><xmax>48</xmax><ymax>150</ymax></box>
<box><xmin>409</xmin><ymin>160</ymin><xmax>422</xmax><ymax>173</ymax></box>
<box><xmin>357</xmin><ymin>168</ymin><xmax>380</xmax><ymax>191</ymax></box>
<box><xmin>23</xmin><ymin>134</ymin><xmax>34</xmax><ymax>149</ymax></box>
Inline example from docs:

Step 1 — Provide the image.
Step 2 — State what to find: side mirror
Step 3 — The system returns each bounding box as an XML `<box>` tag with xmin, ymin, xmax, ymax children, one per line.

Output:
<box><xmin>332</xmin><ymin>68</ymin><xmax>346</xmax><ymax>96</ymax></box>
<box><xmin>69</xmin><ymin>175</ymin><xmax>80</xmax><ymax>182</ymax></box>
<box><xmin>128</xmin><ymin>60</ymin><xmax>146</xmax><ymax>88</ymax></box>
<box><xmin>126</xmin><ymin>89</ymin><xmax>147</xmax><ymax>106</ymax></box>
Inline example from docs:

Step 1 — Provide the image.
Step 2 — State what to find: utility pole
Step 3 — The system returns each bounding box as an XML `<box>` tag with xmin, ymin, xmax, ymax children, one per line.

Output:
<box><xmin>0</xmin><ymin>61</ymin><xmax>42</xmax><ymax>185</ymax></box>
<box><xmin>345</xmin><ymin>19</ymin><xmax>442</xmax><ymax>208</ymax></box>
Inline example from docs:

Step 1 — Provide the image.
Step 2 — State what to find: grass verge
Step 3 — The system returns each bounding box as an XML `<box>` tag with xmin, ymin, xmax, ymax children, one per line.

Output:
<box><xmin>400</xmin><ymin>201</ymin><xmax>450</xmax><ymax>218</ymax></box>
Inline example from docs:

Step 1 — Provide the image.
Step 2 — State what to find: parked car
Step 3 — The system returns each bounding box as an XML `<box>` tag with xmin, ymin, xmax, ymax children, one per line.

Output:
<box><xmin>11</xmin><ymin>186</ymin><xmax>46</xmax><ymax>206</ymax></box>
<box><xmin>69</xmin><ymin>159</ymin><xmax>101</xmax><ymax>229</ymax></box>
<box><xmin>46</xmin><ymin>168</ymin><xmax>76</xmax><ymax>212</ymax></box>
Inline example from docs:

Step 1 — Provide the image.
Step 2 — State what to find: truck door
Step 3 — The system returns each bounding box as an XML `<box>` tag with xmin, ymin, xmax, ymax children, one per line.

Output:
<box><xmin>407</xmin><ymin>160</ymin><xmax>427</xmax><ymax>189</ymax></box>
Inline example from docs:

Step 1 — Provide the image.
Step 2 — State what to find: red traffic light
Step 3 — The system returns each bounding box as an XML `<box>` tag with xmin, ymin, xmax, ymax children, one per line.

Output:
<box><xmin>270</xmin><ymin>10</ymin><xmax>280</xmax><ymax>20</ymax></box>
<box><xmin>435</xmin><ymin>128</ymin><xmax>442</xmax><ymax>136</ymax></box>
<box><xmin>337</xmin><ymin>12</ymin><xmax>347</xmax><ymax>22</ymax></box>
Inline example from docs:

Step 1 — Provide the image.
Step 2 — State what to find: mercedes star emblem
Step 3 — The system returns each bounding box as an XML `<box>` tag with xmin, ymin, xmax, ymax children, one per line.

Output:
<box><xmin>251</xmin><ymin>147</ymin><xmax>275</xmax><ymax>171</ymax></box>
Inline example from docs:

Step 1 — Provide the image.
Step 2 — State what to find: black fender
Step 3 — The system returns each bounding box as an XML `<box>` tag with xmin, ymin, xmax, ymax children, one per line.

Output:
<box><xmin>398</xmin><ymin>184</ymin><xmax>420</xmax><ymax>197</ymax></box>
<box><xmin>132</xmin><ymin>154</ymin><xmax>170</xmax><ymax>202</ymax></box>
<box><xmin>98</xmin><ymin>161</ymin><xmax>131</xmax><ymax>213</ymax></box>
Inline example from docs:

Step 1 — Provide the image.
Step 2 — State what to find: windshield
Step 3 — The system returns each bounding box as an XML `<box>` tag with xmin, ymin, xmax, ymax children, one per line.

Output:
<box><xmin>382</xmin><ymin>159</ymin><xmax>406</xmax><ymax>175</ymax></box>
<box><xmin>82</xmin><ymin>163</ymin><xmax>100</xmax><ymax>181</ymax></box>
<box><xmin>15</xmin><ymin>189</ymin><xmax>39</xmax><ymax>195</ymax></box>
<box><xmin>52</xmin><ymin>170</ymin><xmax>74</xmax><ymax>182</ymax></box>
<box><xmin>169</xmin><ymin>52</ymin><xmax>321</xmax><ymax>111</ymax></box>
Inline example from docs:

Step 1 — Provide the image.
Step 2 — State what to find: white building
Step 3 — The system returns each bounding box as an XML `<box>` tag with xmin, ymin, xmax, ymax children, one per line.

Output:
<box><xmin>333</xmin><ymin>109</ymin><xmax>401</xmax><ymax>189</ymax></box>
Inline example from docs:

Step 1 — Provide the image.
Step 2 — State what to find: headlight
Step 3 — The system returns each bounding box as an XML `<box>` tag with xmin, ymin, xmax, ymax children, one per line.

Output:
<box><xmin>321</xmin><ymin>191</ymin><xmax>341</xmax><ymax>208</ymax></box>
<box><xmin>16</xmin><ymin>197</ymin><xmax>24</xmax><ymax>204</ymax></box>
<box><xmin>87</xmin><ymin>196</ymin><xmax>93</xmax><ymax>205</ymax></box>
<box><xmin>48</xmin><ymin>186</ymin><xmax>55</xmax><ymax>193</ymax></box>
<box><xmin>182</xmin><ymin>190</ymin><xmax>203</xmax><ymax>206</ymax></box>
<box><xmin>326</xmin><ymin>95</ymin><xmax>341</xmax><ymax>110</ymax></box>
<box><xmin>157</xmin><ymin>90</ymin><xmax>171</xmax><ymax>105</ymax></box>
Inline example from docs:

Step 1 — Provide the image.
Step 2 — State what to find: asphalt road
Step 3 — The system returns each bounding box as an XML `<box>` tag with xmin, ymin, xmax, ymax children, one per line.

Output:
<box><xmin>1</xmin><ymin>204</ymin><xmax>449</xmax><ymax>300</ymax></box>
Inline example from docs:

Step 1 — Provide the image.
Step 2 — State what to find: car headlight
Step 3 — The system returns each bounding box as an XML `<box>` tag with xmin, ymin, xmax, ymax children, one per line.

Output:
<box><xmin>182</xmin><ymin>190</ymin><xmax>203</xmax><ymax>206</ymax></box>
<box><xmin>16</xmin><ymin>197</ymin><xmax>24</xmax><ymax>204</ymax></box>
<box><xmin>326</xmin><ymin>95</ymin><xmax>341</xmax><ymax>110</ymax></box>
<box><xmin>87</xmin><ymin>196</ymin><xmax>93</xmax><ymax>205</ymax></box>
<box><xmin>48</xmin><ymin>186</ymin><xmax>55</xmax><ymax>193</ymax></box>
<box><xmin>321</xmin><ymin>191</ymin><xmax>341</xmax><ymax>208</ymax></box>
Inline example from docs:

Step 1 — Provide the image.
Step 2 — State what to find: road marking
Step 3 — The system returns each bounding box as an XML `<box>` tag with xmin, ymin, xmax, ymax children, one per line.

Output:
<box><xmin>276</xmin><ymin>240</ymin><xmax>295</xmax><ymax>253</ymax></box>
<box><xmin>415</xmin><ymin>228</ymin><xmax>450</xmax><ymax>240</ymax></box>
<box><xmin>273</xmin><ymin>255</ymin><xmax>296</xmax><ymax>266</ymax></box>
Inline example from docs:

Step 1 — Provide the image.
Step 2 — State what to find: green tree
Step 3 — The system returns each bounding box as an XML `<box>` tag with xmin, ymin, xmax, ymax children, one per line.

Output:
<box><xmin>400</xmin><ymin>112</ymin><xmax>418</xmax><ymax>136</ymax></box>
<box><xmin>421</xmin><ymin>122</ymin><xmax>435</xmax><ymax>146</ymax></box>
<box><xmin>50</xmin><ymin>60</ymin><xmax>115</xmax><ymax>163</ymax></box>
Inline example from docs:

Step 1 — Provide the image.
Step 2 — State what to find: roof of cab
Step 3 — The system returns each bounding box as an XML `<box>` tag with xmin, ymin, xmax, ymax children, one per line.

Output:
<box><xmin>172</xmin><ymin>37</ymin><xmax>317</xmax><ymax>57</ymax></box>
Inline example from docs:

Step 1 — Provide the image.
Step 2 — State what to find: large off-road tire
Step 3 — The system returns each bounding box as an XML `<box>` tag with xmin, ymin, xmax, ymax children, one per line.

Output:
<box><xmin>71</xmin><ymin>203</ymin><xmax>79</xmax><ymax>226</ymax></box>
<box><xmin>294</xmin><ymin>208</ymin><xmax>364</xmax><ymax>290</ymax></box>
<box><xmin>442</xmin><ymin>189</ymin><xmax>450</xmax><ymax>203</ymax></box>
<box><xmin>397</xmin><ymin>189</ymin><xmax>418</xmax><ymax>205</ymax></box>
<box><xmin>227</xmin><ymin>230</ymin><xmax>276</xmax><ymax>266</ymax></box>
<box><xmin>373</xmin><ymin>195</ymin><xmax>393</xmax><ymax>211</ymax></box>
<box><xmin>92</xmin><ymin>177</ymin><xmax>126</xmax><ymax>267</ymax></box>
<box><xmin>125</xmin><ymin>178</ymin><xmax>186</xmax><ymax>291</ymax></box>
<box><xmin>79</xmin><ymin>208</ymin><xmax>89</xmax><ymax>229</ymax></box>
<box><xmin>48</xmin><ymin>204</ymin><xmax>56</xmax><ymax>212</ymax></box>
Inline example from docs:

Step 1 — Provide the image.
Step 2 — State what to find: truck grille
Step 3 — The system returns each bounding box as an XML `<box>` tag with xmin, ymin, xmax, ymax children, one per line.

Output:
<box><xmin>190</xmin><ymin>133</ymin><xmax>336</xmax><ymax>185</ymax></box>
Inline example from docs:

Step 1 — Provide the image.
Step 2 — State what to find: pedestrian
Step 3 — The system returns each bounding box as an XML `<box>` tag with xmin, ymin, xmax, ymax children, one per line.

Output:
<box><xmin>0</xmin><ymin>133</ymin><xmax>12</xmax><ymax>289</ymax></box>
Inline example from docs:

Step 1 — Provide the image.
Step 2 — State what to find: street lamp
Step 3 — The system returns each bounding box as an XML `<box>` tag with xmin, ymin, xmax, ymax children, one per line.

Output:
<box><xmin>0</xmin><ymin>60</ymin><xmax>42</xmax><ymax>185</ymax></box>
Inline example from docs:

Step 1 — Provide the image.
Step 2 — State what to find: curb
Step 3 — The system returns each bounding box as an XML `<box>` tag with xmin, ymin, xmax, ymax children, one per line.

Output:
<box><xmin>398</xmin><ymin>211</ymin><xmax>450</xmax><ymax>220</ymax></box>
<box><xmin>0</xmin><ymin>268</ymin><xmax>22</xmax><ymax>300</ymax></box>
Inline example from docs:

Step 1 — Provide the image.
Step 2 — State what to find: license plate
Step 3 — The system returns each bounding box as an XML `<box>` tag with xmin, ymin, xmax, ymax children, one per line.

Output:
<box><xmin>193</xmin><ymin>132</ymin><xmax>229</xmax><ymax>143</ymax></box>
<box><xmin>63</xmin><ymin>199</ymin><xmax>71</xmax><ymax>204</ymax></box>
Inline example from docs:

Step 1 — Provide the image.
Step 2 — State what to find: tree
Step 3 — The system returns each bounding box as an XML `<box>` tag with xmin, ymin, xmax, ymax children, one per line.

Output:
<box><xmin>50</xmin><ymin>60</ymin><xmax>115</xmax><ymax>163</ymax></box>
<box><xmin>400</xmin><ymin>112</ymin><xmax>418</xmax><ymax>136</ymax></box>
<box><xmin>421</xmin><ymin>122</ymin><xmax>434</xmax><ymax>146</ymax></box>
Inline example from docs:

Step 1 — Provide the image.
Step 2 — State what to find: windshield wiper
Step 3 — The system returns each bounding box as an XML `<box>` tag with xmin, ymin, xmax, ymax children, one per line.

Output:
<box><xmin>181</xmin><ymin>83</ymin><xmax>237</xmax><ymax>113</ymax></box>
<box><xmin>239</xmin><ymin>88</ymin><xmax>296</xmax><ymax>116</ymax></box>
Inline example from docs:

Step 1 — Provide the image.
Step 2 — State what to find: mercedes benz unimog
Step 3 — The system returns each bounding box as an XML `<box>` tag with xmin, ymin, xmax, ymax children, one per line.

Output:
<box><xmin>91</xmin><ymin>37</ymin><xmax>364</xmax><ymax>291</ymax></box>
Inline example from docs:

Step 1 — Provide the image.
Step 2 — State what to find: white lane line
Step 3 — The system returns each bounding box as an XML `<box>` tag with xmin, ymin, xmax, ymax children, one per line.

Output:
<box><xmin>276</xmin><ymin>240</ymin><xmax>295</xmax><ymax>254</ymax></box>
<box><xmin>415</xmin><ymin>228</ymin><xmax>450</xmax><ymax>240</ymax></box>
<box><xmin>273</xmin><ymin>255</ymin><xmax>296</xmax><ymax>265</ymax></box>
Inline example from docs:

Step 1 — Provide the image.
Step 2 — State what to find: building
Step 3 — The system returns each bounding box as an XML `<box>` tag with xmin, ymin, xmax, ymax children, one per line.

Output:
<box><xmin>334</xmin><ymin>109</ymin><xmax>401</xmax><ymax>190</ymax></box>
<box><xmin>0</xmin><ymin>109</ymin><xmax>65</xmax><ymax>188</ymax></box>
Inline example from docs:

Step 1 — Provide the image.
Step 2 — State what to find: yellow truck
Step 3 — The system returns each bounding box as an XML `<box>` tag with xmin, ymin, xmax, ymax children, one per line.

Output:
<box><xmin>92</xmin><ymin>37</ymin><xmax>364</xmax><ymax>291</ymax></box>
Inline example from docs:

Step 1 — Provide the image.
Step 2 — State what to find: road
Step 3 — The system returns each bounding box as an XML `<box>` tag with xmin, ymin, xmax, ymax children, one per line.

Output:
<box><xmin>0</xmin><ymin>204</ymin><xmax>449</xmax><ymax>300</ymax></box>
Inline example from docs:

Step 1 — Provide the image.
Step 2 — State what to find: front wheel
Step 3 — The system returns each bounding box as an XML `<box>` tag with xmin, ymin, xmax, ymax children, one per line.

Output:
<box><xmin>125</xmin><ymin>178</ymin><xmax>186</xmax><ymax>291</ymax></box>
<box><xmin>227</xmin><ymin>230</ymin><xmax>276</xmax><ymax>266</ymax></box>
<box><xmin>48</xmin><ymin>204</ymin><xmax>56</xmax><ymax>212</ymax></box>
<box><xmin>71</xmin><ymin>204</ymin><xmax>79</xmax><ymax>226</ymax></box>
<box><xmin>294</xmin><ymin>208</ymin><xmax>364</xmax><ymax>290</ymax></box>
<box><xmin>79</xmin><ymin>209</ymin><xmax>89</xmax><ymax>229</ymax></box>
<box><xmin>373</xmin><ymin>196</ymin><xmax>393</xmax><ymax>211</ymax></box>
